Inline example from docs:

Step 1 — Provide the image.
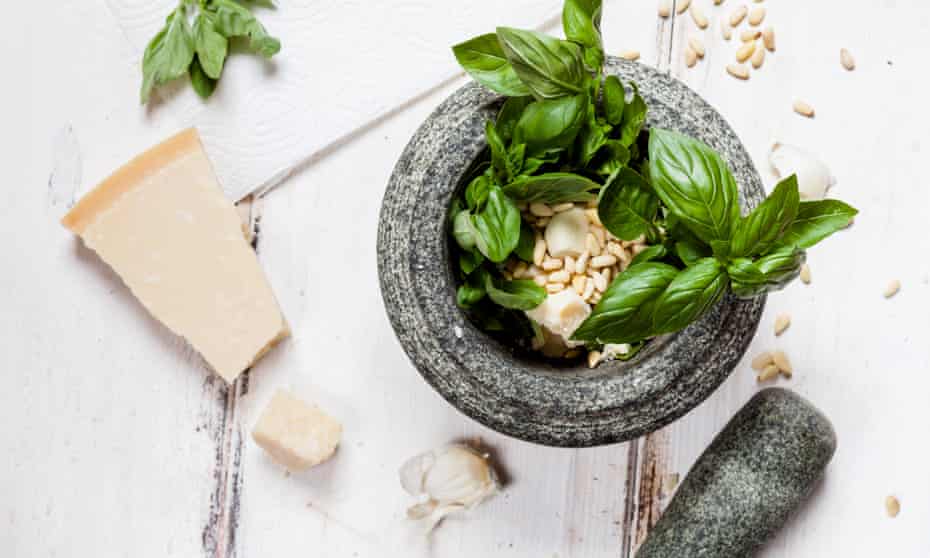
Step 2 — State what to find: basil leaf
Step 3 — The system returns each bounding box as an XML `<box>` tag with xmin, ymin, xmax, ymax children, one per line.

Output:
<box><xmin>503</xmin><ymin>173</ymin><xmax>599</xmax><ymax>204</ymax></box>
<box><xmin>486</xmin><ymin>121</ymin><xmax>509</xmax><ymax>180</ymax></box>
<box><xmin>496</xmin><ymin>27</ymin><xmax>587</xmax><ymax>100</ymax></box>
<box><xmin>189</xmin><ymin>57</ymin><xmax>218</xmax><ymax>99</ymax></box>
<box><xmin>590</xmin><ymin>140</ymin><xmax>630</xmax><ymax>177</ymax></box>
<box><xmin>648</xmin><ymin>128</ymin><xmax>740</xmax><ymax>245</ymax></box>
<box><xmin>514</xmin><ymin>94</ymin><xmax>587</xmax><ymax>155</ymax></box>
<box><xmin>484</xmin><ymin>274</ymin><xmax>547</xmax><ymax>310</ymax></box>
<box><xmin>602</xmin><ymin>75</ymin><xmax>625</xmax><ymax>125</ymax></box>
<box><xmin>457</xmin><ymin>273</ymin><xmax>486</xmax><ymax>307</ymax></box>
<box><xmin>210</xmin><ymin>0</ymin><xmax>281</xmax><ymax>58</ymax></box>
<box><xmin>140</xmin><ymin>8</ymin><xmax>195</xmax><ymax>104</ymax></box>
<box><xmin>727</xmin><ymin>247</ymin><xmax>805</xmax><ymax>298</ymax></box>
<box><xmin>192</xmin><ymin>12</ymin><xmax>228</xmax><ymax>79</ymax></box>
<box><xmin>619</xmin><ymin>83</ymin><xmax>647</xmax><ymax>146</ymax></box>
<box><xmin>597</xmin><ymin>167</ymin><xmax>659</xmax><ymax>241</ymax></box>
<box><xmin>471</xmin><ymin>186</ymin><xmax>522</xmax><ymax>262</ymax></box>
<box><xmin>452</xmin><ymin>34</ymin><xmax>532</xmax><ymax>97</ymax></box>
<box><xmin>577</xmin><ymin>105</ymin><xmax>610</xmax><ymax>165</ymax></box>
<box><xmin>571</xmin><ymin>262</ymin><xmax>679</xmax><ymax>343</ymax></box>
<box><xmin>506</xmin><ymin>143</ymin><xmax>526</xmax><ymax>180</ymax></box>
<box><xmin>675</xmin><ymin>240</ymin><xmax>709</xmax><ymax>266</ymax></box>
<box><xmin>779</xmin><ymin>199</ymin><xmax>858</xmax><ymax>249</ymax></box>
<box><xmin>459</xmin><ymin>250</ymin><xmax>484</xmax><ymax>275</ymax></box>
<box><xmin>496</xmin><ymin>96</ymin><xmax>532</xmax><ymax>143</ymax></box>
<box><xmin>652</xmin><ymin>258</ymin><xmax>728</xmax><ymax>334</ymax></box>
<box><xmin>630</xmin><ymin>244</ymin><xmax>667</xmax><ymax>265</ymax></box>
<box><xmin>731</xmin><ymin>175</ymin><xmax>800</xmax><ymax>256</ymax></box>
<box><xmin>515</xmin><ymin>221</ymin><xmax>536</xmax><ymax>262</ymax></box>
<box><xmin>562</xmin><ymin>0</ymin><xmax>603</xmax><ymax>69</ymax></box>
<box><xmin>452</xmin><ymin>210</ymin><xmax>477</xmax><ymax>251</ymax></box>
<box><xmin>465</xmin><ymin>175</ymin><xmax>491</xmax><ymax>210</ymax></box>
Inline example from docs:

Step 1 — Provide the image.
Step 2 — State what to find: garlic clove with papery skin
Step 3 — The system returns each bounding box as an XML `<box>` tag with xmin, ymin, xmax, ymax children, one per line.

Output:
<box><xmin>399</xmin><ymin>445</ymin><xmax>499</xmax><ymax>533</ymax></box>
<box><xmin>769</xmin><ymin>142</ymin><xmax>835</xmax><ymax>200</ymax></box>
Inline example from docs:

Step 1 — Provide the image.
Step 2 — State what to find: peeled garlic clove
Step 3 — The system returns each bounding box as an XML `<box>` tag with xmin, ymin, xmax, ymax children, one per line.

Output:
<box><xmin>525</xmin><ymin>289</ymin><xmax>591</xmax><ymax>345</ymax></box>
<box><xmin>769</xmin><ymin>143</ymin><xmax>835</xmax><ymax>200</ymax></box>
<box><xmin>544</xmin><ymin>208</ymin><xmax>589</xmax><ymax>257</ymax></box>
<box><xmin>399</xmin><ymin>451</ymin><xmax>436</xmax><ymax>496</ymax></box>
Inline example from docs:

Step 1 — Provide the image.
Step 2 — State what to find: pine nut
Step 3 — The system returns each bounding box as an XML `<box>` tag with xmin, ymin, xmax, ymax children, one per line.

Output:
<box><xmin>736</xmin><ymin>41</ymin><xmax>756</xmax><ymax>63</ymax></box>
<box><xmin>658</xmin><ymin>0</ymin><xmax>671</xmax><ymax>17</ymax></box>
<box><xmin>606</xmin><ymin>241</ymin><xmax>625</xmax><ymax>259</ymax></box>
<box><xmin>575</xmin><ymin>251</ymin><xmax>590</xmax><ymax>274</ymax></box>
<box><xmin>591</xmin><ymin>254</ymin><xmax>618</xmax><ymax>269</ymax></box>
<box><xmin>592</xmin><ymin>271</ymin><xmax>608</xmax><ymax>292</ymax></box>
<box><xmin>548</xmin><ymin>270</ymin><xmax>571</xmax><ymax>284</ymax></box>
<box><xmin>533</xmin><ymin>275</ymin><xmax>547</xmax><ymax>286</ymax></box>
<box><xmin>592</xmin><ymin>226</ymin><xmax>606</xmax><ymax>247</ymax></box>
<box><xmin>793</xmin><ymin>99</ymin><xmax>815</xmax><ymax>118</ymax></box>
<box><xmin>722</xmin><ymin>24</ymin><xmax>732</xmax><ymax>41</ymax></box>
<box><xmin>535</xmin><ymin>217</ymin><xmax>550</xmax><ymax>227</ymax></box>
<box><xmin>774</xmin><ymin>314</ymin><xmax>791</xmax><ymax>336</ymax></box>
<box><xmin>762</xmin><ymin>26</ymin><xmax>775</xmax><ymax>51</ymax></box>
<box><xmin>591</xmin><ymin>292</ymin><xmax>602</xmax><ymax>304</ymax></box>
<box><xmin>619</xmin><ymin>50</ymin><xmax>641</xmax><ymax>61</ymax></box>
<box><xmin>751</xmin><ymin>351</ymin><xmax>774</xmax><ymax>371</ymax></box>
<box><xmin>513</xmin><ymin>261</ymin><xmax>528</xmax><ymax>279</ymax></box>
<box><xmin>573</xmin><ymin>275</ymin><xmax>587</xmax><ymax>294</ymax></box>
<box><xmin>729</xmin><ymin>5</ymin><xmax>747</xmax><ymax>26</ymax></box>
<box><xmin>600</xmin><ymin>267</ymin><xmax>612</xmax><ymax>285</ymax></box>
<box><xmin>757</xmin><ymin>364</ymin><xmax>780</xmax><ymax>382</ymax></box>
<box><xmin>886</xmin><ymin>496</ymin><xmax>901</xmax><ymax>518</ymax></box>
<box><xmin>587</xmin><ymin>350</ymin><xmax>602</xmax><ymax>369</ymax></box>
<box><xmin>685</xmin><ymin>46</ymin><xmax>698</xmax><ymax>68</ymax></box>
<box><xmin>542</xmin><ymin>257</ymin><xmax>563</xmax><ymax>271</ymax></box>
<box><xmin>773</xmin><ymin>350</ymin><xmax>792</xmax><ymax>376</ymax></box>
<box><xmin>564</xmin><ymin>255</ymin><xmax>576</xmax><ymax>272</ymax></box>
<box><xmin>502</xmin><ymin>271</ymin><xmax>513</xmax><ymax>280</ymax></box>
<box><xmin>751</xmin><ymin>43</ymin><xmax>765</xmax><ymax>68</ymax></box>
<box><xmin>840</xmin><ymin>48</ymin><xmax>856</xmax><ymax>71</ymax></box>
<box><xmin>799</xmin><ymin>263</ymin><xmax>811</xmax><ymax>284</ymax></box>
<box><xmin>586</xmin><ymin>233</ymin><xmax>601</xmax><ymax>256</ymax></box>
<box><xmin>585</xmin><ymin>208</ymin><xmax>603</xmax><ymax>227</ymax></box>
<box><xmin>727</xmin><ymin>63</ymin><xmax>750</xmax><ymax>80</ymax></box>
<box><xmin>748</xmin><ymin>6</ymin><xmax>765</xmax><ymax>26</ymax></box>
<box><xmin>546</xmin><ymin>283</ymin><xmax>565</xmax><ymax>294</ymax></box>
<box><xmin>690</xmin><ymin>4</ymin><xmax>709</xmax><ymax>28</ymax></box>
<box><xmin>552</xmin><ymin>202</ymin><xmax>575</xmax><ymax>213</ymax></box>
<box><xmin>533</xmin><ymin>236</ymin><xmax>547</xmax><ymax>267</ymax></box>
<box><xmin>529</xmin><ymin>202</ymin><xmax>554</xmax><ymax>217</ymax></box>
<box><xmin>676</xmin><ymin>0</ymin><xmax>692</xmax><ymax>15</ymax></box>
<box><xmin>631</xmin><ymin>244</ymin><xmax>648</xmax><ymax>256</ymax></box>
<box><xmin>582</xmin><ymin>278</ymin><xmax>596</xmax><ymax>300</ymax></box>
<box><xmin>884</xmin><ymin>279</ymin><xmax>901</xmax><ymax>298</ymax></box>
<box><xmin>689</xmin><ymin>36</ymin><xmax>706</xmax><ymax>57</ymax></box>
<box><xmin>525</xmin><ymin>264</ymin><xmax>543</xmax><ymax>278</ymax></box>
<box><xmin>741</xmin><ymin>29</ymin><xmax>761</xmax><ymax>42</ymax></box>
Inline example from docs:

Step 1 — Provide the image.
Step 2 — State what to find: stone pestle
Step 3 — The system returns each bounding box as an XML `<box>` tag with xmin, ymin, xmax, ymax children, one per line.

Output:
<box><xmin>635</xmin><ymin>388</ymin><xmax>837</xmax><ymax>557</ymax></box>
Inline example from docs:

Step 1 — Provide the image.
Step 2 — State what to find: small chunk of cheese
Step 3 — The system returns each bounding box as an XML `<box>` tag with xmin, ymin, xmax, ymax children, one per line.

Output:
<box><xmin>544</xmin><ymin>208</ymin><xmax>589</xmax><ymax>258</ymax></box>
<box><xmin>61</xmin><ymin>129</ymin><xmax>288</xmax><ymax>382</ymax></box>
<box><xmin>526</xmin><ymin>289</ymin><xmax>591</xmax><ymax>347</ymax></box>
<box><xmin>252</xmin><ymin>390</ymin><xmax>342</xmax><ymax>470</ymax></box>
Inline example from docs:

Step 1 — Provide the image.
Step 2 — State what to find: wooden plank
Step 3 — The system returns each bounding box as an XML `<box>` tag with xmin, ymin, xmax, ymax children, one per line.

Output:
<box><xmin>628</xmin><ymin>1</ymin><xmax>930</xmax><ymax>556</ymax></box>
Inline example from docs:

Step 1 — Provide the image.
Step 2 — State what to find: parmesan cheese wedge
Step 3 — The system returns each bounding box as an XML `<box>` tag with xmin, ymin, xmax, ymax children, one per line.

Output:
<box><xmin>61</xmin><ymin>129</ymin><xmax>288</xmax><ymax>383</ymax></box>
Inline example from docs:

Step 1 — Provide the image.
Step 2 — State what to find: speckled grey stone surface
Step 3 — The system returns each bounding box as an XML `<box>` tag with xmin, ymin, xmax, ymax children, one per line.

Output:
<box><xmin>377</xmin><ymin>57</ymin><xmax>766</xmax><ymax>447</ymax></box>
<box><xmin>636</xmin><ymin>388</ymin><xmax>837</xmax><ymax>557</ymax></box>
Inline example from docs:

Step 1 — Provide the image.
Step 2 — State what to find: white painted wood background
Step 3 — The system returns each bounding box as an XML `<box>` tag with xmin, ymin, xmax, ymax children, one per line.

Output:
<box><xmin>2</xmin><ymin>1</ymin><xmax>928</xmax><ymax>556</ymax></box>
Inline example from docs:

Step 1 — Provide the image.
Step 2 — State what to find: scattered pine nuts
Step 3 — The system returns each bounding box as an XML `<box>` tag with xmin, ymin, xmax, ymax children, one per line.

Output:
<box><xmin>529</xmin><ymin>202</ymin><xmax>554</xmax><ymax>217</ymax></box>
<box><xmin>689</xmin><ymin>36</ymin><xmax>706</xmax><ymax>57</ymax></box>
<box><xmin>658</xmin><ymin>0</ymin><xmax>671</xmax><ymax>18</ymax></box>
<box><xmin>535</xmin><ymin>217</ymin><xmax>550</xmax><ymax>227</ymax></box>
<box><xmin>676</xmin><ymin>0</ymin><xmax>692</xmax><ymax>15</ymax></box>
<box><xmin>585</xmin><ymin>208</ymin><xmax>603</xmax><ymax>227</ymax></box>
<box><xmin>751</xmin><ymin>351</ymin><xmax>774</xmax><ymax>372</ymax></box>
<box><xmin>586</xmin><ymin>233</ymin><xmax>601</xmax><ymax>256</ymax></box>
<box><xmin>884</xmin><ymin>279</ymin><xmax>901</xmax><ymax>298</ymax></box>
<box><xmin>572</xmin><ymin>275</ymin><xmax>587</xmax><ymax>294</ymax></box>
<box><xmin>592</xmin><ymin>226</ymin><xmax>606</xmax><ymax>247</ymax></box>
<box><xmin>546</xmin><ymin>283</ymin><xmax>566</xmax><ymax>294</ymax></box>
<box><xmin>548</xmin><ymin>270</ymin><xmax>571</xmax><ymax>284</ymax></box>
<box><xmin>729</xmin><ymin>5</ymin><xmax>748</xmax><ymax>26</ymax></box>
<box><xmin>575</xmin><ymin>251</ymin><xmax>590</xmax><ymax>274</ymax></box>
<box><xmin>886</xmin><ymin>496</ymin><xmax>901</xmax><ymax>518</ymax></box>
<box><xmin>513</xmin><ymin>261</ymin><xmax>528</xmax><ymax>279</ymax></box>
<box><xmin>774</xmin><ymin>314</ymin><xmax>791</xmax><ymax>336</ymax></box>
<box><xmin>751</xmin><ymin>43</ymin><xmax>765</xmax><ymax>68</ymax></box>
<box><xmin>533</xmin><ymin>236</ymin><xmax>547</xmax><ymax>267</ymax></box>
<box><xmin>606</xmin><ymin>242</ymin><xmax>625</xmax><ymax>259</ymax></box>
<box><xmin>793</xmin><ymin>99</ymin><xmax>815</xmax><ymax>118</ymax></box>
<box><xmin>620</xmin><ymin>50</ymin><xmax>641</xmax><ymax>61</ymax></box>
<box><xmin>552</xmin><ymin>202</ymin><xmax>575</xmax><ymax>213</ymax></box>
<box><xmin>533</xmin><ymin>275</ymin><xmax>547</xmax><ymax>287</ymax></box>
<box><xmin>762</xmin><ymin>26</ymin><xmax>775</xmax><ymax>51</ymax></box>
<box><xmin>592</xmin><ymin>271</ymin><xmax>608</xmax><ymax>292</ymax></box>
<box><xmin>582</xmin><ymin>277</ymin><xmax>596</xmax><ymax>300</ymax></box>
<box><xmin>600</xmin><ymin>267</ymin><xmax>612</xmax><ymax>285</ymax></box>
<box><xmin>685</xmin><ymin>46</ymin><xmax>698</xmax><ymax>68</ymax></box>
<box><xmin>587</xmin><ymin>350</ymin><xmax>602</xmax><ymax>369</ymax></box>
<box><xmin>748</xmin><ymin>6</ymin><xmax>766</xmax><ymax>25</ymax></box>
<box><xmin>542</xmin><ymin>257</ymin><xmax>563</xmax><ymax>271</ymax></box>
<box><xmin>773</xmin><ymin>350</ymin><xmax>792</xmax><ymax>377</ymax></box>
<box><xmin>564</xmin><ymin>255</ymin><xmax>575</xmax><ymax>272</ymax></box>
<box><xmin>758</xmin><ymin>364</ymin><xmax>780</xmax><ymax>382</ymax></box>
<box><xmin>840</xmin><ymin>48</ymin><xmax>856</xmax><ymax>71</ymax></box>
<box><xmin>722</xmin><ymin>24</ymin><xmax>733</xmax><ymax>41</ymax></box>
<box><xmin>690</xmin><ymin>4</ymin><xmax>709</xmax><ymax>29</ymax></box>
<box><xmin>741</xmin><ymin>29</ymin><xmax>761</xmax><ymax>42</ymax></box>
<box><xmin>727</xmin><ymin>64</ymin><xmax>750</xmax><ymax>80</ymax></box>
<box><xmin>800</xmin><ymin>263</ymin><xmax>812</xmax><ymax>284</ymax></box>
<box><xmin>591</xmin><ymin>254</ymin><xmax>618</xmax><ymax>269</ymax></box>
<box><xmin>736</xmin><ymin>41</ymin><xmax>756</xmax><ymax>63</ymax></box>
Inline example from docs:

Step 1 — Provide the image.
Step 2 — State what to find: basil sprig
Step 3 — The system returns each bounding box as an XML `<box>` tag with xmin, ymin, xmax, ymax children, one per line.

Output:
<box><xmin>141</xmin><ymin>0</ymin><xmax>281</xmax><ymax>103</ymax></box>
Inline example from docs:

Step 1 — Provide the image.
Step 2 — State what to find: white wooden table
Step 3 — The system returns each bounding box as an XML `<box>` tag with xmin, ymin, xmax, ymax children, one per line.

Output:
<box><xmin>3</xmin><ymin>1</ymin><xmax>928</xmax><ymax>556</ymax></box>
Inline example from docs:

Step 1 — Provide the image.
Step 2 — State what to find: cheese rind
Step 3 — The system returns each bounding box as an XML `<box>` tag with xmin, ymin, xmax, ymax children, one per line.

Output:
<box><xmin>62</xmin><ymin>128</ymin><xmax>288</xmax><ymax>382</ymax></box>
<box><xmin>252</xmin><ymin>390</ymin><xmax>342</xmax><ymax>470</ymax></box>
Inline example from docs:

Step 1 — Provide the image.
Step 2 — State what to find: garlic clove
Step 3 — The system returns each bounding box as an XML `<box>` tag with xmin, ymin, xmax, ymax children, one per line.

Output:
<box><xmin>525</xmin><ymin>289</ymin><xmax>591</xmax><ymax>346</ymax></box>
<box><xmin>769</xmin><ymin>142</ymin><xmax>836</xmax><ymax>200</ymax></box>
<box><xmin>406</xmin><ymin>501</ymin><xmax>437</xmax><ymax>520</ymax></box>
<box><xmin>544</xmin><ymin>208</ymin><xmax>589</xmax><ymax>258</ymax></box>
<box><xmin>399</xmin><ymin>451</ymin><xmax>436</xmax><ymax>496</ymax></box>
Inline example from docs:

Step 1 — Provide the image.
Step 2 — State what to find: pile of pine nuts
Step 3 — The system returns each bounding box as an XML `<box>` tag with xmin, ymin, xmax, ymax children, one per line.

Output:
<box><xmin>505</xmin><ymin>200</ymin><xmax>649</xmax><ymax>307</ymax></box>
